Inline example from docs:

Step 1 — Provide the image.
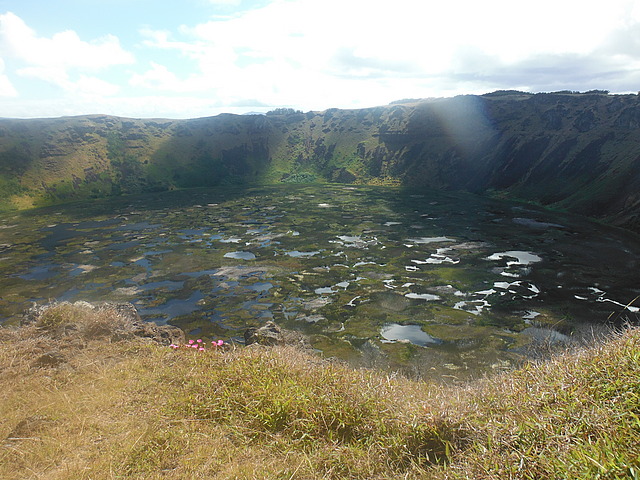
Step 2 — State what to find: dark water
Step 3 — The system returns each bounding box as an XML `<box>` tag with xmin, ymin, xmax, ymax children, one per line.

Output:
<box><xmin>1</xmin><ymin>184</ymin><xmax>638</xmax><ymax>379</ymax></box>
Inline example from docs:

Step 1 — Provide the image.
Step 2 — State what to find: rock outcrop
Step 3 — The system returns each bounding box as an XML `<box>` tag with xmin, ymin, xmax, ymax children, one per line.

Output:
<box><xmin>23</xmin><ymin>301</ymin><xmax>185</xmax><ymax>347</ymax></box>
<box><xmin>244</xmin><ymin>321</ymin><xmax>309</xmax><ymax>349</ymax></box>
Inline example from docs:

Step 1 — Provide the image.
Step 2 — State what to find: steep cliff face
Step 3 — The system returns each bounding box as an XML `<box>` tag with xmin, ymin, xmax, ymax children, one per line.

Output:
<box><xmin>375</xmin><ymin>93</ymin><xmax>640</xmax><ymax>231</ymax></box>
<box><xmin>2</xmin><ymin>91</ymin><xmax>640</xmax><ymax>231</ymax></box>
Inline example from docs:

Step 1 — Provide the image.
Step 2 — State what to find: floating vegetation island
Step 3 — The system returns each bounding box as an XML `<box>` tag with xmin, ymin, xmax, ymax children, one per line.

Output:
<box><xmin>1</xmin><ymin>184</ymin><xmax>639</xmax><ymax>379</ymax></box>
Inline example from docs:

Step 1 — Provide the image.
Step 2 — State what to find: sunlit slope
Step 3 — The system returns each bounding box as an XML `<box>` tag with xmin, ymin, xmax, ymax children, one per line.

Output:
<box><xmin>2</xmin><ymin>91</ymin><xmax>640</xmax><ymax>230</ymax></box>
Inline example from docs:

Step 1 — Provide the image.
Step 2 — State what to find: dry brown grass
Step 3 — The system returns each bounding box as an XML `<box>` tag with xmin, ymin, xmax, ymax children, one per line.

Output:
<box><xmin>0</xmin><ymin>319</ymin><xmax>447</xmax><ymax>479</ymax></box>
<box><xmin>1</xmin><ymin>307</ymin><xmax>639</xmax><ymax>479</ymax></box>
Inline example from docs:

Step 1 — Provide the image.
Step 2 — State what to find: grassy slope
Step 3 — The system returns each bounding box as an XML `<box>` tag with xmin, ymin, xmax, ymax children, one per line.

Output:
<box><xmin>1</xmin><ymin>304</ymin><xmax>639</xmax><ymax>479</ymax></box>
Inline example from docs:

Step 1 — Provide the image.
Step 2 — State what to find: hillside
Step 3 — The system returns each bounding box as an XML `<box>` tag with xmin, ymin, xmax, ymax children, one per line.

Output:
<box><xmin>1</xmin><ymin>301</ymin><xmax>639</xmax><ymax>479</ymax></box>
<box><xmin>2</xmin><ymin>91</ymin><xmax>640</xmax><ymax>230</ymax></box>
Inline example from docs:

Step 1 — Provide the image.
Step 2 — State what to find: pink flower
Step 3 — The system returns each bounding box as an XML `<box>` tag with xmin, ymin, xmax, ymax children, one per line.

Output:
<box><xmin>198</xmin><ymin>347</ymin><xmax>205</xmax><ymax>351</ymax></box>
<box><xmin>188</xmin><ymin>339</ymin><xmax>195</xmax><ymax>345</ymax></box>
<box><xmin>197</xmin><ymin>339</ymin><xmax>203</xmax><ymax>343</ymax></box>
<box><xmin>217</xmin><ymin>340</ymin><xmax>225</xmax><ymax>346</ymax></box>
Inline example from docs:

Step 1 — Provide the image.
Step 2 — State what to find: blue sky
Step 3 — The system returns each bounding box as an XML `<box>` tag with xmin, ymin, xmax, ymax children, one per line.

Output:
<box><xmin>1</xmin><ymin>0</ymin><xmax>639</xmax><ymax>119</ymax></box>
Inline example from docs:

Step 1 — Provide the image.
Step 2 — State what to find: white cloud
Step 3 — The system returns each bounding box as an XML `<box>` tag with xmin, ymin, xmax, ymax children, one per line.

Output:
<box><xmin>0</xmin><ymin>12</ymin><xmax>134</xmax><ymax>69</ymax></box>
<box><xmin>0</xmin><ymin>58</ymin><xmax>17</xmax><ymax>97</ymax></box>
<box><xmin>3</xmin><ymin>0</ymin><xmax>640</xmax><ymax>118</ymax></box>
<box><xmin>0</xmin><ymin>75</ymin><xmax>16</xmax><ymax>97</ymax></box>
<box><xmin>0</xmin><ymin>12</ymin><xmax>132</xmax><ymax>96</ymax></box>
<box><xmin>139</xmin><ymin>28</ymin><xmax>201</xmax><ymax>55</ymax></box>
<box><xmin>130</xmin><ymin>62</ymin><xmax>182</xmax><ymax>90</ymax></box>
<box><xmin>180</xmin><ymin>0</ymin><xmax>633</xmax><ymax>72</ymax></box>
<box><xmin>74</xmin><ymin>75</ymin><xmax>121</xmax><ymax>97</ymax></box>
<box><xmin>15</xmin><ymin>66</ymin><xmax>120</xmax><ymax>97</ymax></box>
<box><xmin>135</xmin><ymin>0</ymin><xmax>640</xmax><ymax>113</ymax></box>
<box><xmin>17</xmin><ymin>66</ymin><xmax>69</xmax><ymax>87</ymax></box>
<box><xmin>206</xmin><ymin>0</ymin><xmax>243</xmax><ymax>5</ymax></box>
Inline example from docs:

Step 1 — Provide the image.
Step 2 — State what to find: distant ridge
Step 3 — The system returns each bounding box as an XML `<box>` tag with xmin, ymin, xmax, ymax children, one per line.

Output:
<box><xmin>1</xmin><ymin>91</ymin><xmax>640</xmax><ymax>232</ymax></box>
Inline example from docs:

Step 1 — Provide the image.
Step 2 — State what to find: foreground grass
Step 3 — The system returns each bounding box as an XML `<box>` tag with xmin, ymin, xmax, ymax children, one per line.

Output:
<box><xmin>0</xmin><ymin>310</ymin><xmax>639</xmax><ymax>479</ymax></box>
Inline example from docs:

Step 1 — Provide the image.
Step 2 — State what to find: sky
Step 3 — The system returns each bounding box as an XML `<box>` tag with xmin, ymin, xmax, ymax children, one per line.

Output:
<box><xmin>0</xmin><ymin>0</ymin><xmax>640</xmax><ymax>119</ymax></box>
